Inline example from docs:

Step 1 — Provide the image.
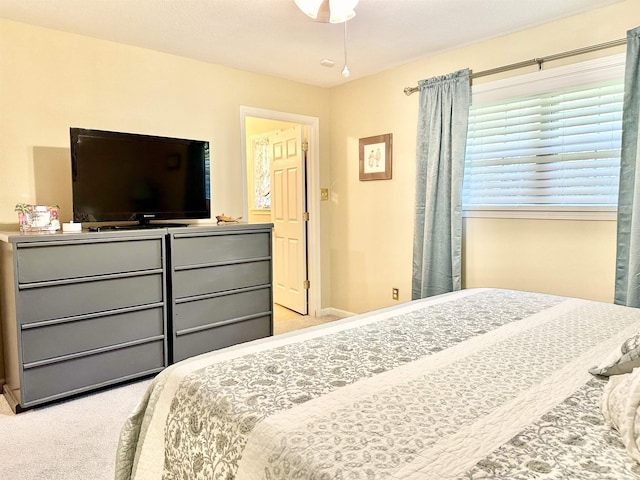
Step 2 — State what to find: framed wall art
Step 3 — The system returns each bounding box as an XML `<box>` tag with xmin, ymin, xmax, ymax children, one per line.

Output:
<box><xmin>359</xmin><ymin>133</ymin><xmax>392</xmax><ymax>181</ymax></box>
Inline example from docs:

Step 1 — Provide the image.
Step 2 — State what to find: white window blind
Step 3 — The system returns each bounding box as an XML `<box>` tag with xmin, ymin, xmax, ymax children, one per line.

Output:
<box><xmin>462</xmin><ymin>55</ymin><xmax>625</xmax><ymax>217</ymax></box>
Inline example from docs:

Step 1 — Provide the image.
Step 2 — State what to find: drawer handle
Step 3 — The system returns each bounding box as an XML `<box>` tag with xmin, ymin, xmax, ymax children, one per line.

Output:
<box><xmin>19</xmin><ymin>268</ymin><xmax>164</xmax><ymax>289</ymax></box>
<box><xmin>175</xmin><ymin>311</ymin><xmax>271</xmax><ymax>337</ymax></box>
<box><xmin>22</xmin><ymin>335</ymin><xmax>165</xmax><ymax>369</ymax></box>
<box><xmin>173</xmin><ymin>256</ymin><xmax>271</xmax><ymax>271</ymax></box>
<box><xmin>21</xmin><ymin>303</ymin><xmax>165</xmax><ymax>330</ymax></box>
<box><xmin>174</xmin><ymin>284</ymin><xmax>270</xmax><ymax>304</ymax></box>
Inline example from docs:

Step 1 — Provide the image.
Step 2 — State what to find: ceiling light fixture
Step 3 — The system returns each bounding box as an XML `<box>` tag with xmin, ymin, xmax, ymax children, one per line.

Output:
<box><xmin>294</xmin><ymin>0</ymin><xmax>359</xmax><ymax>24</ymax></box>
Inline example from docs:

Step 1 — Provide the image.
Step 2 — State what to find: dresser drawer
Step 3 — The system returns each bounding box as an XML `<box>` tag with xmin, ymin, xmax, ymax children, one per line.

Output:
<box><xmin>172</xmin><ymin>232</ymin><xmax>270</xmax><ymax>267</ymax></box>
<box><xmin>17</xmin><ymin>238</ymin><xmax>163</xmax><ymax>283</ymax></box>
<box><xmin>22</xmin><ymin>340</ymin><xmax>165</xmax><ymax>406</ymax></box>
<box><xmin>173</xmin><ymin>315</ymin><xmax>271</xmax><ymax>363</ymax></box>
<box><xmin>19</xmin><ymin>274</ymin><xmax>163</xmax><ymax>324</ymax></box>
<box><xmin>173</xmin><ymin>260</ymin><xmax>271</xmax><ymax>298</ymax></box>
<box><xmin>21</xmin><ymin>307</ymin><xmax>164</xmax><ymax>364</ymax></box>
<box><xmin>174</xmin><ymin>287</ymin><xmax>271</xmax><ymax>332</ymax></box>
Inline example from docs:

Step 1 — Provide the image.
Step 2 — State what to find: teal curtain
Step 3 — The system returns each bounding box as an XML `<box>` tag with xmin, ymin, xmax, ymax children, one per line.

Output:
<box><xmin>615</xmin><ymin>26</ymin><xmax>640</xmax><ymax>307</ymax></box>
<box><xmin>412</xmin><ymin>69</ymin><xmax>471</xmax><ymax>299</ymax></box>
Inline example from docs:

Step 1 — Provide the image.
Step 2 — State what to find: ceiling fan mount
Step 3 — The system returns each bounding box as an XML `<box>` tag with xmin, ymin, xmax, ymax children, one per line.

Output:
<box><xmin>294</xmin><ymin>0</ymin><xmax>358</xmax><ymax>24</ymax></box>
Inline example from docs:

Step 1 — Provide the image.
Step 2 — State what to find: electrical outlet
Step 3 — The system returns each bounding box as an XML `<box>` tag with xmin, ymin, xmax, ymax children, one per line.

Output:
<box><xmin>392</xmin><ymin>288</ymin><xmax>399</xmax><ymax>301</ymax></box>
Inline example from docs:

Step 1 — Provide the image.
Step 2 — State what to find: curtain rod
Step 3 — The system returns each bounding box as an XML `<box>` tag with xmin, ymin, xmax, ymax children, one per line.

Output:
<box><xmin>403</xmin><ymin>37</ymin><xmax>626</xmax><ymax>96</ymax></box>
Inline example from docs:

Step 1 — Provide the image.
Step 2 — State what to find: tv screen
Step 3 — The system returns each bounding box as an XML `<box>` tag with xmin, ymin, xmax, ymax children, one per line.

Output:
<box><xmin>70</xmin><ymin>128</ymin><xmax>210</xmax><ymax>226</ymax></box>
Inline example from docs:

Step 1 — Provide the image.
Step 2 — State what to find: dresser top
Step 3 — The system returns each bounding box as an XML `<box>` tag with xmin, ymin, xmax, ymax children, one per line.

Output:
<box><xmin>0</xmin><ymin>222</ymin><xmax>273</xmax><ymax>244</ymax></box>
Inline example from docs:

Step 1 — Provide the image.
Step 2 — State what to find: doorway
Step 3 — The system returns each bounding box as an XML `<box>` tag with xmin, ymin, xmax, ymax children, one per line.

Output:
<box><xmin>240</xmin><ymin>106</ymin><xmax>321</xmax><ymax>317</ymax></box>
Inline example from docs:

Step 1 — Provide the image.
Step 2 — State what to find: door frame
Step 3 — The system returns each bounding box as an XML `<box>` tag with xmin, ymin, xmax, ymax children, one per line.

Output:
<box><xmin>240</xmin><ymin>106</ymin><xmax>321</xmax><ymax>317</ymax></box>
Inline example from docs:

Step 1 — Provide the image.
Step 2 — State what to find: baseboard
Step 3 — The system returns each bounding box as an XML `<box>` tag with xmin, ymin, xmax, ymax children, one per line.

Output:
<box><xmin>2</xmin><ymin>384</ymin><xmax>21</xmax><ymax>413</ymax></box>
<box><xmin>319</xmin><ymin>307</ymin><xmax>355</xmax><ymax>319</ymax></box>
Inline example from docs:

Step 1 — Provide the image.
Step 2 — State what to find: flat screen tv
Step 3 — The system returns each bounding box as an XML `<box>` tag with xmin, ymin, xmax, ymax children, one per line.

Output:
<box><xmin>70</xmin><ymin>128</ymin><xmax>210</xmax><ymax>227</ymax></box>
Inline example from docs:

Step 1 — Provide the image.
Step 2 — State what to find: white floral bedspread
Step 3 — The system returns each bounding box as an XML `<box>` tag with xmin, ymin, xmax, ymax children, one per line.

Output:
<box><xmin>115</xmin><ymin>288</ymin><xmax>640</xmax><ymax>480</ymax></box>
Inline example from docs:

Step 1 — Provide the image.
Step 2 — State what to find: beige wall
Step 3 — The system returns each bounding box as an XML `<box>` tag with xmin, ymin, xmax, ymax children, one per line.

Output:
<box><xmin>463</xmin><ymin>218</ymin><xmax>617</xmax><ymax>301</ymax></box>
<box><xmin>328</xmin><ymin>0</ymin><xmax>639</xmax><ymax>313</ymax></box>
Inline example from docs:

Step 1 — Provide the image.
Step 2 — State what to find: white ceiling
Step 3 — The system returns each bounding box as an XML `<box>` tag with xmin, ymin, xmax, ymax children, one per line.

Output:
<box><xmin>0</xmin><ymin>0</ymin><xmax>622</xmax><ymax>88</ymax></box>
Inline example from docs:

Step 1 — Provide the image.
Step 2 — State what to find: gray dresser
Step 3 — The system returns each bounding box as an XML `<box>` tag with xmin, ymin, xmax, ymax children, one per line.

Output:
<box><xmin>168</xmin><ymin>224</ymin><xmax>273</xmax><ymax>363</ymax></box>
<box><xmin>0</xmin><ymin>223</ymin><xmax>273</xmax><ymax>412</ymax></box>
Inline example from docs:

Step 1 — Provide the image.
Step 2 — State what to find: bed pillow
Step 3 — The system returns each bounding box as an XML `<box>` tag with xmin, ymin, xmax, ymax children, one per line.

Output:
<box><xmin>589</xmin><ymin>333</ymin><xmax>640</xmax><ymax>377</ymax></box>
<box><xmin>622</xmin><ymin>333</ymin><xmax>640</xmax><ymax>355</ymax></box>
<box><xmin>601</xmin><ymin>366</ymin><xmax>640</xmax><ymax>463</ymax></box>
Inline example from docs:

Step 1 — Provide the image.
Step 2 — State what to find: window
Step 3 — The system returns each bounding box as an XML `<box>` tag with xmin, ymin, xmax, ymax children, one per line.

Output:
<box><xmin>462</xmin><ymin>54</ymin><xmax>625</xmax><ymax>219</ymax></box>
<box><xmin>253</xmin><ymin>136</ymin><xmax>271</xmax><ymax>209</ymax></box>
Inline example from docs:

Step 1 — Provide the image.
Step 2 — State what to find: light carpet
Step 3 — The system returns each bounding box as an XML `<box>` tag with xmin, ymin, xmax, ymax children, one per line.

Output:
<box><xmin>0</xmin><ymin>379</ymin><xmax>151</xmax><ymax>480</ymax></box>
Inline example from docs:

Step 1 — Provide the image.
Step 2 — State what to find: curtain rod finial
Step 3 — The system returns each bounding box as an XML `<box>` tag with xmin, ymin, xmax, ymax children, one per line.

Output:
<box><xmin>404</xmin><ymin>86</ymin><xmax>417</xmax><ymax>96</ymax></box>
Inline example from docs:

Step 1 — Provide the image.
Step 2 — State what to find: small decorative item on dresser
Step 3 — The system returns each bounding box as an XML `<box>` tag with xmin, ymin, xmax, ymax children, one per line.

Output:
<box><xmin>62</xmin><ymin>221</ymin><xmax>82</xmax><ymax>232</ymax></box>
<box><xmin>15</xmin><ymin>203</ymin><xmax>61</xmax><ymax>233</ymax></box>
<box><xmin>216</xmin><ymin>213</ymin><xmax>242</xmax><ymax>224</ymax></box>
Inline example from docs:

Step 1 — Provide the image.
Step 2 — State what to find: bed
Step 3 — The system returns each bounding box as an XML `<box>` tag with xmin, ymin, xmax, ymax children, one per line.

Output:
<box><xmin>115</xmin><ymin>288</ymin><xmax>640</xmax><ymax>479</ymax></box>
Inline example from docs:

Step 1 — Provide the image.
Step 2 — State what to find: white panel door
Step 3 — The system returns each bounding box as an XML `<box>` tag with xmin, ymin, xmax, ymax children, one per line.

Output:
<box><xmin>270</xmin><ymin>126</ymin><xmax>308</xmax><ymax>314</ymax></box>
